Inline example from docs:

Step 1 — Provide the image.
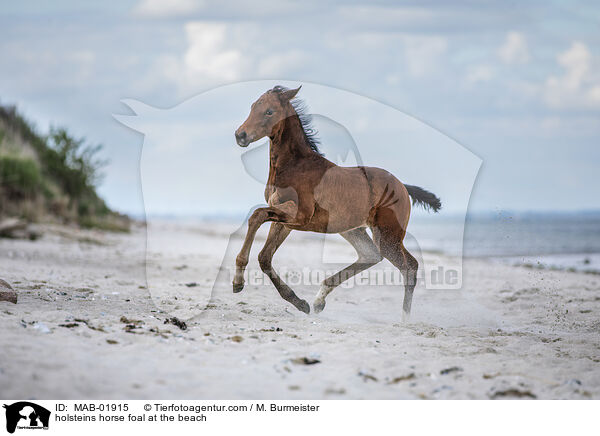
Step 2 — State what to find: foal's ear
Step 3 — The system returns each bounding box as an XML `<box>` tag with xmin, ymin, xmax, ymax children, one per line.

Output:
<box><xmin>280</xmin><ymin>86</ymin><xmax>301</xmax><ymax>101</ymax></box>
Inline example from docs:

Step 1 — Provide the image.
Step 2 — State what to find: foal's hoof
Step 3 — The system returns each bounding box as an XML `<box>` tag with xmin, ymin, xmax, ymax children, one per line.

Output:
<box><xmin>232</xmin><ymin>282</ymin><xmax>244</xmax><ymax>293</ymax></box>
<box><xmin>295</xmin><ymin>299</ymin><xmax>311</xmax><ymax>314</ymax></box>
<box><xmin>313</xmin><ymin>299</ymin><xmax>325</xmax><ymax>314</ymax></box>
<box><xmin>401</xmin><ymin>310</ymin><xmax>411</xmax><ymax>323</ymax></box>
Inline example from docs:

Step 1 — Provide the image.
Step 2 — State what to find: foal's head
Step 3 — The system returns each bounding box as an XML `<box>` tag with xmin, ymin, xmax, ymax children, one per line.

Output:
<box><xmin>235</xmin><ymin>85</ymin><xmax>301</xmax><ymax>147</ymax></box>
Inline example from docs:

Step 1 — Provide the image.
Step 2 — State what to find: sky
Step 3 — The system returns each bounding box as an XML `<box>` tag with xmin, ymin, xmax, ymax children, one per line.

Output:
<box><xmin>1</xmin><ymin>0</ymin><xmax>600</xmax><ymax>216</ymax></box>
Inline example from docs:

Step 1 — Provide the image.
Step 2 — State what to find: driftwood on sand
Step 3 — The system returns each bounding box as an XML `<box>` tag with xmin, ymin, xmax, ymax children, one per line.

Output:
<box><xmin>0</xmin><ymin>278</ymin><xmax>17</xmax><ymax>304</ymax></box>
<box><xmin>0</xmin><ymin>218</ymin><xmax>27</xmax><ymax>234</ymax></box>
<box><xmin>0</xmin><ymin>218</ymin><xmax>40</xmax><ymax>240</ymax></box>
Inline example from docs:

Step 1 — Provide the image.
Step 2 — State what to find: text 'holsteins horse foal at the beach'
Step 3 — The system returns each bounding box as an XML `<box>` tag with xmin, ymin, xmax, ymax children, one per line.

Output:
<box><xmin>232</xmin><ymin>86</ymin><xmax>441</xmax><ymax>319</ymax></box>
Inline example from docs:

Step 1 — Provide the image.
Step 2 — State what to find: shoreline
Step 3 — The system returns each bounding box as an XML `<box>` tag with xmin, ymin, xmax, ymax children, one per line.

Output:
<box><xmin>481</xmin><ymin>253</ymin><xmax>600</xmax><ymax>275</ymax></box>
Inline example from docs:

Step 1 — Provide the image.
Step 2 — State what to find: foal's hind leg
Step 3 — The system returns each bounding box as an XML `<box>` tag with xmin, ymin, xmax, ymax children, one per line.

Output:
<box><xmin>399</xmin><ymin>247</ymin><xmax>418</xmax><ymax>319</ymax></box>
<box><xmin>372</xmin><ymin>225</ymin><xmax>418</xmax><ymax>321</ymax></box>
<box><xmin>258</xmin><ymin>223</ymin><xmax>310</xmax><ymax>313</ymax></box>
<box><xmin>314</xmin><ymin>227</ymin><xmax>382</xmax><ymax>313</ymax></box>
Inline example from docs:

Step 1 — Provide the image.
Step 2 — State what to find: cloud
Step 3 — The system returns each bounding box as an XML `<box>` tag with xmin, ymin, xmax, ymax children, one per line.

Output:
<box><xmin>465</xmin><ymin>64</ymin><xmax>494</xmax><ymax>83</ymax></box>
<box><xmin>335</xmin><ymin>4</ymin><xmax>528</xmax><ymax>33</ymax></box>
<box><xmin>257</xmin><ymin>50</ymin><xmax>308</xmax><ymax>77</ymax></box>
<box><xmin>133</xmin><ymin>0</ymin><xmax>202</xmax><ymax>17</ymax></box>
<box><xmin>337</xmin><ymin>5</ymin><xmax>436</xmax><ymax>29</ymax></box>
<box><xmin>543</xmin><ymin>41</ymin><xmax>600</xmax><ymax>109</ymax></box>
<box><xmin>402</xmin><ymin>36</ymin><xmax>447</xmax><ymax>78</ymax></box>
<box><xmin>144</xmin><ymin>21</ymin><xmax>251</xmax><ymax>97</ymax></box>
<box><xmin>183</xmin><ymin>22</ymin><xmax>244</xmax><ymax>81</ymax></box>
<box><xmin>498</xmin><ymin>31</ymin><xmax>530</xmax><ymax>64</ymax></box>
<box><xmin>139</xmin><ymin>19</ymin><xmax>312</xmax><ymax>97</ymax></box>
<box><xmin>347</xmin><ymin>32</ymin><xmax>447</xmax><ymax>79</ymax></box>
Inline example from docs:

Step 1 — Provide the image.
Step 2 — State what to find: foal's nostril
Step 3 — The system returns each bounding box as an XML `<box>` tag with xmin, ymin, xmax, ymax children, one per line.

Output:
<box><xmin>236</xmin><ymin>130</ymin><xmax>247</xmax><ymax>141</ymax></box>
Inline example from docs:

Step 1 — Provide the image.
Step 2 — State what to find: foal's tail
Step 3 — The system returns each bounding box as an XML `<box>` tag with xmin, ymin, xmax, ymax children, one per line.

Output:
<box><xmin>404</xmin><ymin>184</ymin><xmax>442</xmax><ymax>213</ymax></box>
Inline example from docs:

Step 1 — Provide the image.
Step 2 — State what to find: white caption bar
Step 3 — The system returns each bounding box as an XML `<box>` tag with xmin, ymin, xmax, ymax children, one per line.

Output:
<box><xmin>1</xmin><ymin>400</ymin><xmax>595</xmax><ymax>436</ymax></box>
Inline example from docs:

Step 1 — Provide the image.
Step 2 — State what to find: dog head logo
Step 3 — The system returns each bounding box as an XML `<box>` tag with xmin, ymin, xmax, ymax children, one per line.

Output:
<box><xmin>3</xmin><ymin>402</ymin><xmax>50</xmax><ymax>434</ymax></box>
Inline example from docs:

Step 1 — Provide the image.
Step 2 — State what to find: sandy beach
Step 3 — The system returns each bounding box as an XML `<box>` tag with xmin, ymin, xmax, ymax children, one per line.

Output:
<box><xmin>1</xmin><ymin>221</ymin><xmax>599</xmax><ymax>399</ymax></box>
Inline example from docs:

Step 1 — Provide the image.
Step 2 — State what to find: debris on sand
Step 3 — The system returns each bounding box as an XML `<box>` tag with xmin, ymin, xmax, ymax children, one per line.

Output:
<box><xmin>164</xmin><ymin>317</ymin><xmax>187</xmax><ymax>330</ymax></box>
<box><xmin>291</xmin><ymin>357</ymin><xmax>321</xmax><ymax>365</ymax></box>
<box><xmin>358</xmin><ymin>370</ymin><xmax>378</xmax><ymax>382</ymax></box>
<box><xmin>440</xmin><ymin>366</ymin><xmax>463</xmax><ymax>375</ymax></box>
<box><xmin>260</xmin><ymin>327</ymin><xmax>283</xmax><ymax>332</ymax></box>
<box><xmin>59</xmin><ymin>322</ymin><xmax>80</xmax><ymax>328</ymax></box>
<box><xmin>123</xmin><ymin>324</ymin><xmax>141</xmax><ymax>333</ymax></box>
<box><xmin>230</xmin><ymin>335</ymin><xmax>244</xmax><ymax>343</ymax></box>
<box><xmin>106</xmin><ymin>339</ymin><xmax>118</xmax><ymax>344</ymax></box>
<box><xmin>0</xmin><ymin>279</ymin><xmax>17</xmax><ymax>304</ymax></box>
<box><xmin>120</xmin><ymin>316</ymin><xmax>144</xmax><ymax>333</ymax></box>
<box><xmin>74</xmin><ymin>318</ymin><xmax>106</xmax><ymax>332</ymax></box>
<box><xmin>482</xmin><ymin>373</ymin><xmax>500</xmax><ymax>379</ymax></box>
<box><xmin>17</xmin><ymin>319</ymin><xmax>50</xmax><ymax>332</ymax></box>
<box><xmin>148</xmin><ymin>327</ymin><xmax>171</xmax><ymax>339</ymax></box>
<box><xmin>120</xmin><ymin>316</ymin><xmax>144</xmax><ymax>325</ymax></box>
<box><xmin>387</xmin><ymin>373</ymin><xmax>416</xmax><ymax>384</ymax></box>
<box><xmin>490</xmin><ymin>388</ymin><xmax>537</xmax><ymax>399</ymax></box>
<box><xmin>185</xmin><ymin>282</ymin><xmax>198</xmax><ymax>287</ymax></box>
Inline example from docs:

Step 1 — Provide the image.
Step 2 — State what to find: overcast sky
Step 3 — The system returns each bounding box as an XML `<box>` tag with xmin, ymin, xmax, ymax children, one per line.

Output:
<box><xmin>1</xmin><ymin>0</ymin><xmax>599</xmax><ymax>216</ymax></box>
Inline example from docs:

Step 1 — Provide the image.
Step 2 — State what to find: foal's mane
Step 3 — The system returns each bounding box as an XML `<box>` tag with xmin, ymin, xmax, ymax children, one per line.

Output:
<box><xmin>271</xmin><ymin>86</ymin><xmax>322</xmax><ymax>155</ymax></box>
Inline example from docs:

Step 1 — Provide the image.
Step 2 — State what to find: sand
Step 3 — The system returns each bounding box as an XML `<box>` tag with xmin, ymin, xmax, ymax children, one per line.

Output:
<box><xmin>0</xmin><ymin>220</ymin><xmax>599</xmax><ymax>399</ymax></box>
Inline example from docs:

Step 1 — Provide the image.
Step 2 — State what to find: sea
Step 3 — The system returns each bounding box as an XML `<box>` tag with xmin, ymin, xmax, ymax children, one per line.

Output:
<box><xmin>145</xmin><ymin>210</ymin><xmax>600</xmax><ymax>274</ymax></box>
<box><xmin>406</xmin><ymin>210</ymin><xmax>600</xmax><ymax>273</ymax></box>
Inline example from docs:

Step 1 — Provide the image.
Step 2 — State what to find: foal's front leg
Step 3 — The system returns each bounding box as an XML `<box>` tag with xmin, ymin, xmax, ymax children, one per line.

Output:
<box><xmin>232</xmin><ymin>202</ymin><xmax>296</xmax><ymax>293</ymax></box>
<box><xmin>258</xmin><ymin>223</ymin><xmax>310</xmax><ymax>314</ymax></box>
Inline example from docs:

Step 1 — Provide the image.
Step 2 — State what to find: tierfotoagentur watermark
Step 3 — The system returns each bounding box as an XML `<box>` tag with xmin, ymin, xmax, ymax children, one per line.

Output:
<box><xmin>229</xmin><ymin>265</ymin><xmax>459</xmax><ymax>288</ymax></box>
<box><xmin>114</xmin><ymin>80</ymin><xmax>481</xmax><ymax>317</ymax></box>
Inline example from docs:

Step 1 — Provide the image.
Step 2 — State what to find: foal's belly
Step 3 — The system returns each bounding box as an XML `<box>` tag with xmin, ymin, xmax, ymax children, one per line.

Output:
<box><xmin>307</xmin><ymin>166</ymin><xmax>373</xmax><ymax>233</ymax></box>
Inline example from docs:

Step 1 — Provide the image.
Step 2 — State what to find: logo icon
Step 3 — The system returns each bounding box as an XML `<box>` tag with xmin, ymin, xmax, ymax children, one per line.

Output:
<box><xmin>3</xmin><ymin>402</ymin><xmax>50</xmax><ymax>434</ymax></box>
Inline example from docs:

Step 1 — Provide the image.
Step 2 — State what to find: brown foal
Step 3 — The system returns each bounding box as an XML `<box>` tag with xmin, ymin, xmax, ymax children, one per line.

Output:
<box><xmin>233</xmin><ymin>85</ymin><xmax>441</xmax><ymax>317</ymax></box>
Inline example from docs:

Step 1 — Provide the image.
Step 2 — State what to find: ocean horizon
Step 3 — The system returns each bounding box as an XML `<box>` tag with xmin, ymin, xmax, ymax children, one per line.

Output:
<box><xmin>133</xmin><ymin>209</ymin><xmax>600</xmax><ymax>274</ymax></box>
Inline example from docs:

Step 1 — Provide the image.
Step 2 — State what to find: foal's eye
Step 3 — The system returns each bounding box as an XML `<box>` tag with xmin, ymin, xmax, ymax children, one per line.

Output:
<box><xmin>265</xmin><ymin>109</ymin><xmax>273</xmax><ymax>116</ymax></box>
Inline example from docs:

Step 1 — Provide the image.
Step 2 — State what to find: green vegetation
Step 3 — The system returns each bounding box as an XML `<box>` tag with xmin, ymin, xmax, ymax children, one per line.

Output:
<box><xmin>0</xmin><ymin>156</ymin><xmax>45</xmax><ymax>199</ymax></box>
<box><xmin>0</xmin><ymin>104</ymin><xmax>129</xmax><ymax>231</ymax></box>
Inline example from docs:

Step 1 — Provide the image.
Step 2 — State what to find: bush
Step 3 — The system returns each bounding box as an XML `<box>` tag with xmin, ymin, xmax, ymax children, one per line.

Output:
<box><xmin>0</xmin><ymin>104</ymin><xmax>128</xmax><ymax>231</ymax></box>
<box><xmin>44</xmin><ymin>127</ymin><xmax>107</xmax><ymax>200</ymax></box>
<box><xmin>0</xmin><ymin>156</ymin><xmax>43</xmax><ymax>200</ymax></box>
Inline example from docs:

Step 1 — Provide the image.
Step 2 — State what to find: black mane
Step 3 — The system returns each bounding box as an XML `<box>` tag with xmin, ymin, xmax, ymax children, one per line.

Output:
<box><xmin>271</xmin><ymin>86</ymin><xmax>322</xmax><ymax>155</ymax></box>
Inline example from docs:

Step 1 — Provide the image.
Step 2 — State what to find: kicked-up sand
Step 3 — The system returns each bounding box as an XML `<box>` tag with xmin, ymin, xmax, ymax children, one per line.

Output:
<box><xmin>0</xmin><ymin>220</ymin><xmax>599</xmax><ymax>399</ymax></box>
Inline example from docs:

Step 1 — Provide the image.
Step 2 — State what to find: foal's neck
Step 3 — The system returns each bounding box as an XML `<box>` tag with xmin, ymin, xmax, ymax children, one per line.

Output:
<box><xmin>268</xmin><ymin>112</ymin><xmax>322</xmax><ymax>168</ymax></box>
<box><xmin>266</xmin><ymin>110</ymin><xmax>334</xmax><ymax>193</ymax></box>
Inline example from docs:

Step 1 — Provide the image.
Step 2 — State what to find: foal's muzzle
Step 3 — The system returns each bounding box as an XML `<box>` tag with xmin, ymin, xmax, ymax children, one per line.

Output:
<box><xmin>235</xmin><ymin>130</ymin><xmax>249</xmax><ymax>147</ymax></box>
